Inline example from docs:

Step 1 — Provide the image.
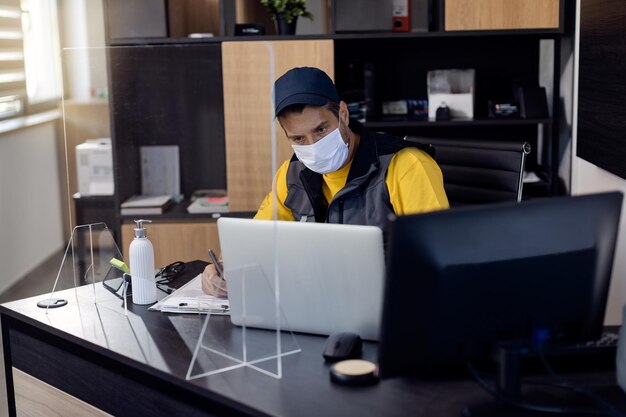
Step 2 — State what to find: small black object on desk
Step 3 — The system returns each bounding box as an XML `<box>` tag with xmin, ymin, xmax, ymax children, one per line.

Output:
<box><xmin>36</xmin><ymin>298</ymin><xmax>68</xmax><ymax>309</ymax></box>
<box><xmin>235</xmin><ymin>24</ymin><xmax>265</xmax><ymax>36</ymax></box>
<box><xmin>322</xmin><ymin>332</ymin><xmax>362</xmax><ymax>362</ymax></box>
<box><xmin>323</xmin><ymin>332</ymin><xmax>377</xmax><ymax>387</ymax></box>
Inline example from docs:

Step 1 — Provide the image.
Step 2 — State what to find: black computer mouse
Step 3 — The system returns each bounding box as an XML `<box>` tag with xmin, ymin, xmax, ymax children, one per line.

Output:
<box><xmin>322</xmin><ymin>332</ymin><xmax>362</xmax><ymax>362</ymax></box>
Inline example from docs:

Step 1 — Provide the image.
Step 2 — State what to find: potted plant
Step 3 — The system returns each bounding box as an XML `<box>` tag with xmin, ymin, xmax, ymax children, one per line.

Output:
<box><xmin>260</xmin><ymin>0</ymin><xmax>313</xmax><ymax>35</ymax></box>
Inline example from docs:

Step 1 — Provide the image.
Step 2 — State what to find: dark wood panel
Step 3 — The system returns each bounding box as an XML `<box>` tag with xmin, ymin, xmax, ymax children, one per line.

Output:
<box><xmin>104</xmin><ymin>0</ymin><xmax>168</xmax><ymax>39</ymax></box>
<box><xmin>1</xmin><ymin>262</ymin><xmax>258</xmax><ymax>417</ymax></box>
<box><xmin>109</xmin><ymin>44</ymin><xmax>226</xmax><ymax>205</ymax></box>
<box><xmin>6</xmin><ymin>318</ymin><xmax>253</xmax><ymax>417</ymax></box>
<box><xmin>168</xmin><ymin>0</ymin><xmax>221</xmax><ymax>38</ymax></box>
<box><xmin>107</xmin><ymin>31</ymin><xmax>563</xmax><ymax>47</ymax></box>
<box><xmin>578</xmin><ymin>0</ymin><xmax>626</xmax><ymax>179</ymax></box>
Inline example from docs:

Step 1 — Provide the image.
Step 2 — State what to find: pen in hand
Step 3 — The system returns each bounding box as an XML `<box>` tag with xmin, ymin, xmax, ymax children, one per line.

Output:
<box><xmin>207</xmin><ymin>249</ymin><xmax>224</xmax><ymax>280</ymax></box>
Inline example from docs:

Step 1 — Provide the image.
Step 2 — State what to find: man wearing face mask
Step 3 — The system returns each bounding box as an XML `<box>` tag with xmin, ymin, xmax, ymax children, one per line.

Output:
<box><xmin>254</xmin><ymin>66</ymin><xmax>448</xmax><ymax>223</ymax></box>
<box><xmin>202</xmin><ymin>66</ymin><xmax>448</xmax><ymax>296</ymax></box>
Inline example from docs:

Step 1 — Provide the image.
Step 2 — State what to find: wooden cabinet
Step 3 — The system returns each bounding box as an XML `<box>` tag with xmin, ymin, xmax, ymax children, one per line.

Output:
<box><xmin>14</xmin><ymin>368</ymin><xmax>111</xmax><ymax>417</ymax></box>
<box><xmin>444</xmin><ymin>0</ymin><xmax>561</xmax><ymax>31</ymax></box>
<box><xmin>222</xmin><ymin>40</ymin><xmax>334</xmax><ymax>212</ymax></box>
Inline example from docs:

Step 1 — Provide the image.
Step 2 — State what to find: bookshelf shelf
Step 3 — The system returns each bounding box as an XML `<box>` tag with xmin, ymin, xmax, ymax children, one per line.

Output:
<box><xmin>363</xmin><ymin>118</ymin><xmax>551</xmax><ymax>129</ymax></box>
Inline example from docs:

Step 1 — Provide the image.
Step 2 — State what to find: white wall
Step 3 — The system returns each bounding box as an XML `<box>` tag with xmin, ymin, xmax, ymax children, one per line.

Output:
<box><xmin>296</xmin><ymin>0</ymin><xmax>327</xmax><ymax>35</ymax></box>
<box><xmin>572</xmin><ymin>160</ymin><xmax>626</xmax><ymax>325</ymax></box>
<box><xmin>571</xmin><ymin>0</ymin><xmax>626</xmax><ymax>325</ymax></box>
<box><xmin>84</xmin><ymin>0</ymin><xmax>108</xmax><ymax>95</ymax></box>
<box><xmin>0</xmin><ymin>123</ymin><xmax>64</xmax><ymax>293</ymax></box>
<box><xmin>61</xmin><ymin>0</ymin><xmax>108</xmax><ymax>100</ymax></box>
<box><xmin>61</xmin><ymin>0</ymin><xmax>89</xmax><ymax>100</ymax></box>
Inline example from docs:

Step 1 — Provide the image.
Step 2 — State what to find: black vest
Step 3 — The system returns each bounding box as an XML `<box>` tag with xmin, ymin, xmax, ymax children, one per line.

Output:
<box><xmin>284</xmin><ymin>122</ymin><xmax>434</xmax><ymax>229</ymax></box>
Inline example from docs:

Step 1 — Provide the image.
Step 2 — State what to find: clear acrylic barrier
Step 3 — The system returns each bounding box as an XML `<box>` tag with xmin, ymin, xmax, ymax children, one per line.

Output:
<box><xmin>57</xmin><ymin>44</ymin><xmax>117</xmax><ymax>307</ymax></box>
<box><xmin>187</xmin><ymin>263</ymin><xmax>300</xmax><ymax>380</ymax></box>
<box><xmin>59</xmin><ymin>43</ymin><xmax>301</xmax><ymax>379</ymax></box>
<box><xmin>39</xmin><ymin>222</ymin><xmax>171</xmax><ymax>370</ymax></box>
<box><xmin>185</xmin><ymin>41</ymin><xmax>302</xmax><ymax>380</ymax></box>
<box><xmin>41</xmin><ymin>222</ymin><xmax>129</xmax><ymax>314</ymax></box>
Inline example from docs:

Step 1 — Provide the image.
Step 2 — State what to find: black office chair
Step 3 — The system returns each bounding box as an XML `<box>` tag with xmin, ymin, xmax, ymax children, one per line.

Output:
<box><xmin>405</xmin><ymin>137</ymin><xmax>531</xmax><ymax>207</ymax></box>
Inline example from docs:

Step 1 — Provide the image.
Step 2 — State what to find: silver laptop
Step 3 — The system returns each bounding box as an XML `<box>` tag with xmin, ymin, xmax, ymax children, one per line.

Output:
<box><xmin>217</xmin><ymin>218</ymin><xmax>385</xmax><ymax>341</ymax></box>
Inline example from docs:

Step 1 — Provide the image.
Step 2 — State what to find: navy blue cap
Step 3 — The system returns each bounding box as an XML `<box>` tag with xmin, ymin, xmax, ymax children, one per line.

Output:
<box><xmin>274</xmin><ymin>67</ymin><xmax>340</xmax><ymax>117</ymax></box>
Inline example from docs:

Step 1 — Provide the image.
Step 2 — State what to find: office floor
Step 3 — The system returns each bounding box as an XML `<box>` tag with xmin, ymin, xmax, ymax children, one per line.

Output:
<box><xmin>0</xmin><ymin>250</ymin><xmax>65</xmax><ymax>417</ymax></box>
<box><xmin>0</xmin><ymin>250</ymin><xmax>65</xmax><ymax>304</ymax></box>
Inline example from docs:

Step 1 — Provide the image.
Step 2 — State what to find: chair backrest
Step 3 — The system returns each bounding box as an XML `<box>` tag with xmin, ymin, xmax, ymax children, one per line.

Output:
<box><xmin>405</xmin><ymin>137</ymin><xmax>531</xmax><ymax>207</ymax></box>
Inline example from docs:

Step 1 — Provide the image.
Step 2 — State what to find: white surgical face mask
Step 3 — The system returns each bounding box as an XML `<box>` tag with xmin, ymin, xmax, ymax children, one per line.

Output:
<box><xmin>291</xmin><ymin>126</ymin><xmax>349</xmax><ymax>174</ymax></box>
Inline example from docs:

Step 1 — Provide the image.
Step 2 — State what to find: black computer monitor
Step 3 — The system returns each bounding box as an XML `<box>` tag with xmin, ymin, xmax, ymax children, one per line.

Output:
<box><xmin>378</xmin><ymin>192</ymin><xmax>622</xmax><ymax>379</ymax></box>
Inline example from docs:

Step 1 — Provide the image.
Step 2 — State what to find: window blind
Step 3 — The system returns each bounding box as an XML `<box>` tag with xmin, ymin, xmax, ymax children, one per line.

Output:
<box><xmin>0</xmin><ymin>0</ymin><xmax>25</xmax><ymax>118</ymax></box>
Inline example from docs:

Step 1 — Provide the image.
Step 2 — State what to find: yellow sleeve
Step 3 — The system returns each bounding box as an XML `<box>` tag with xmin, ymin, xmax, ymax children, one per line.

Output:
<box><xmin>386</xmin><ymin>147</ymin><xmax>449</xmax><ymax>215</ymax></box>
<box><xmin>253</xmin><ymin>159</ymin><xmax>295</xmax><ymax>221</ymax></box>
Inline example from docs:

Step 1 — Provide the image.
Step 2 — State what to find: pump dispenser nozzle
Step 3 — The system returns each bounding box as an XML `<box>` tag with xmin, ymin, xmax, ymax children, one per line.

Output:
<box><xmin>134</xmin><ymin>219</ymin><xmax>152</xmax><ymax>238</ymax></box>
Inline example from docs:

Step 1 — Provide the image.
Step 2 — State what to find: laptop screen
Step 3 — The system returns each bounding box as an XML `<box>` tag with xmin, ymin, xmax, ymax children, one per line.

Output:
<box><xmin>218</xmin><ymin>218</ymin><xmax>385</xmax><ymax>340</ymax></box>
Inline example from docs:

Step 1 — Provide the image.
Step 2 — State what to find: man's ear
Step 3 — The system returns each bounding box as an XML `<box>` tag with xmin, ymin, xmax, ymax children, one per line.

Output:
<box><xmin>339</xmin><ymin>101</ymin><xmax>350</xmax><ymax>125</ymax></box>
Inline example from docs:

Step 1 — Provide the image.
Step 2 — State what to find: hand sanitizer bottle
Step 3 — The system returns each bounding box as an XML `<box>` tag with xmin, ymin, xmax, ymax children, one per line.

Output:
<box><xmin>129</xmin><ymin>219</ymin><xmax>157</xmax><ymax>305</ymax></box>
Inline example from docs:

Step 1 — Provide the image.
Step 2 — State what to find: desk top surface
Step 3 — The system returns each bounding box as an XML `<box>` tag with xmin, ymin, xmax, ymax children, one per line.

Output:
<box><xmin>1</xmin><ymin>261</ymin><xmax>624</xmax><ymax>417</ymax></box>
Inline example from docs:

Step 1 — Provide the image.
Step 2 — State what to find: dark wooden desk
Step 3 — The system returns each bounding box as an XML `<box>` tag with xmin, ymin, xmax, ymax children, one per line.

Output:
<box><xmin>1</xmin><ymin>262</ymin><xmax>625</xmax><ymax>416</ymax></box>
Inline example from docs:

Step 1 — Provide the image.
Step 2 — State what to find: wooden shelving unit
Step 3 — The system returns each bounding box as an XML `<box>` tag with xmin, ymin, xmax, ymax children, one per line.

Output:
<box><xmin>101</xmin><ymin>0</ymin><xmax>574</xmax><ymax>258</ymax></box>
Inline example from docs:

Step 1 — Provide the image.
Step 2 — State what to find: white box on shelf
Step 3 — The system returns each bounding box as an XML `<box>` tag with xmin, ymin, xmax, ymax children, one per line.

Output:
<box><xmin>427</xmin><ymin>69</ymin><xmax>475</xmax><ymax>120</ymax></box>
<box><xmin>76</xmin><ymin>138</ymin><xmax>114</xmax><ymax>196</ymax></box>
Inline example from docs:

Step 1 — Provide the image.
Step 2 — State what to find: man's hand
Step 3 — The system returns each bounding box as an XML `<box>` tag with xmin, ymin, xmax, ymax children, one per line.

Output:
<box><xmin>201</xmin><ymin>262</ymin><xmax>228</xmax><ymax>297</ymax></box>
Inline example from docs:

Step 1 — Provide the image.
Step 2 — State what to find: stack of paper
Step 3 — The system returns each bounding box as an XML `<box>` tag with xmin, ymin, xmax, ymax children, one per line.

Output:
<box><xmin>187</xmin><ymin>196</ymin><xmax>229</xmax><ymax>214</ymax></box>
<box><xmin>120</xmin><ymin>194</ymin><xmax>172</xmax><ymax>215</ymax></box>
<box><xmin>149</xmin><ymin>274</ymin><xmax>230</xmax><ymax>315</ymax></box>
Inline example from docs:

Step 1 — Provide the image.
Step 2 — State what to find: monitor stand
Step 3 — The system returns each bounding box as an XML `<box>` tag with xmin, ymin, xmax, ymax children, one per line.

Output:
<box><xmin>462</xmin><ymin>342</ymin><xmax>564</xmax><ymax>417</ymax></box>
